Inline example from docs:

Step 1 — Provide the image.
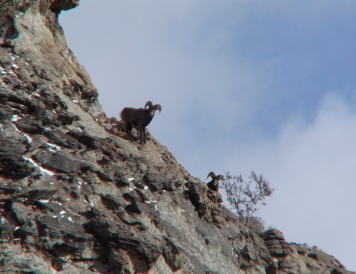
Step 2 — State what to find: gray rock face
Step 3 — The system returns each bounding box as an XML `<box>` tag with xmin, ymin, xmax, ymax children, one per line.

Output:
<box><xmin>0</xmin><ymin>1</ymin><xmax>354</xmax><ymax>273</ymax></box>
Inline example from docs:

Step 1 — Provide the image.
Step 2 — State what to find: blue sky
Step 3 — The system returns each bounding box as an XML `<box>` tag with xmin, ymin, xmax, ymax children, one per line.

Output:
<box><xmin>60</xmin><ymin>1</ymin><xmax>356</xmax><ymax>270</ymax></box>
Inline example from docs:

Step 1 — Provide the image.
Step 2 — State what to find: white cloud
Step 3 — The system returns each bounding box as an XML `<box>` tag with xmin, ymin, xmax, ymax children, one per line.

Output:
<box><xmin>60</xmin><ymin>1</ymin><xmax>356</xmax><ymax>270</ymax></box>
<box><xmin>220</xmin><ymin>92</ymin><xmax>356</xmax><ymax>270</ymax></box>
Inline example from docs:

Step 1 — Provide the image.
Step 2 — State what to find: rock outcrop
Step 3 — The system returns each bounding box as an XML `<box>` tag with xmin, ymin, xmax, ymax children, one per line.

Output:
<box><xmin>0</xmin><ymin>1</ymin><xmax>353</xmax><ymax>273</ymax></box>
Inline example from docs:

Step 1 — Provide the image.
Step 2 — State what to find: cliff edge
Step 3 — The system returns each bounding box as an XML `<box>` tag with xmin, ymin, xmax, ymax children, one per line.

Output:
<box><xmin>0</xmin><ymin>1</ymin><xmax>353</xmax><ymax>273</ymax></box>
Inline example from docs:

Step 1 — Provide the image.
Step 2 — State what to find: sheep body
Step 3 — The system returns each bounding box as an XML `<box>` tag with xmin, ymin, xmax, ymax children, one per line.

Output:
<box><xmin>120</xmin><ymin>101</ymin><xmax>161</xmax><ymax>144</ymax></box>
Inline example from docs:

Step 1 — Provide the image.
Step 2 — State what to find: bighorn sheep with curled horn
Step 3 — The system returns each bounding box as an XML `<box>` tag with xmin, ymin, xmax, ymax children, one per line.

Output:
<box><xmin>120</xmin><ymin>101</ymin><xmax>162</xmax><ymax>144</ymax></box>
<box><xmin>206</xmin><ymin>171</ymin><xmax>224</xmax><ymax>192</ymax></box>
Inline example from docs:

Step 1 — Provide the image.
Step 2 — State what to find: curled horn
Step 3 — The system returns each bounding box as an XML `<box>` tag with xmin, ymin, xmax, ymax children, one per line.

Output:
<box><xmin>207</xmin><ymin>171</ymin><xmax>216</xmax><ymax>179</ymax></box>
<box><xmin>145</xmin><ymin>101</ymin><xmax>153</xmax><ymax>109</ymax></box>
<box><xmin>145</xmin><ymin>101</ymin><xmax>162</xmax><ymax>113</ymax></box>
<box><xmin>155</xmin><ymin>104</ymin><xmax>162</xmax><ymax>113</ymax></box>
<box><xmin>216</xmin><ymin>174</ymin><xmax>224</xmax><ymax>181</ymax></box>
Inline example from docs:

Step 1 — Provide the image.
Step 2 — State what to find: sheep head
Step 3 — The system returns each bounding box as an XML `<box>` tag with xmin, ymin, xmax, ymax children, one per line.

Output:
<box><xmin>207</xmin><ymin>171</ymin><xmax>224</xmax><ymax>181</ymax></box>
<box><xmin>145</xmin><ymin>101</ymin><xmax>162</xmax><ymax>116</ymax></box>
<box><xmin>207</xmin><ymin>171</ymin><xmax>224</xmax><ymax>192</ymax></box>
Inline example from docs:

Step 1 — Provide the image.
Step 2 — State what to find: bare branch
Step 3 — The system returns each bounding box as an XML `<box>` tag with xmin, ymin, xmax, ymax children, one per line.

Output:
<box><xmin>221</xmin><ymin>171</ymin><xmax>274</xmax><ymax>224</ymax></box>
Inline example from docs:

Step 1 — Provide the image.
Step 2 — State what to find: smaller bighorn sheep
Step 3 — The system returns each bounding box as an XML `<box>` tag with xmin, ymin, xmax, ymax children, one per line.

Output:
<box><xmin>206</xmin><ymin>171</ymin><xmax>224</xmax><ymax>192</ymax></box>
<box><xmin>120</xmin><ymin>101</ymin><xmax>162</xmax><ymax>144</ymax></box>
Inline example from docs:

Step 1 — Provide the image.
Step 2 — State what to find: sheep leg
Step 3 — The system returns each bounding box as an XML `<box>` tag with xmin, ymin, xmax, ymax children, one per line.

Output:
<box><xmin>139</xmin><ymin>128</ymin><xmax>144</xmax><ymax>144</ymax></box>
<box><xmin>125</xmin><ymin>125</ymin><xmax>136</xmax><ymax>142</ymax></box>
<box><xmin>127</xmin><ymin>130</ymin><xmax>136</xmax><ymax>142</ymax></box>
<box><xmin>142</xmin><ymin>128</ymin><xmax>147</xmax><ymax>143</ymax></box>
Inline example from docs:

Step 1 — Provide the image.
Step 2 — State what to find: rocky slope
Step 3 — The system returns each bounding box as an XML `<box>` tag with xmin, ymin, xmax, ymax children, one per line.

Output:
<box><xmin>0</xmin><ymin>1</ymin><xmax>353</xmax><ymax>273</ymax></box>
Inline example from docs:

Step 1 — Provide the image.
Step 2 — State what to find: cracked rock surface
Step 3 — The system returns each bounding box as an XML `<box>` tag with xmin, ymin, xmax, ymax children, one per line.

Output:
<box><xmin>0</xmin><ymin>1</ymin><xmax>354</xmax><ymax>273</ymax></box>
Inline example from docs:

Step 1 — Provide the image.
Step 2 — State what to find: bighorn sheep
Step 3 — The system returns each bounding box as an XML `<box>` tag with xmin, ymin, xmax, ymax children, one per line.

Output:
<box><xmin>120</xmin><ymin>101</ymin><xmax>162</xmax><ymax>144</ymax></box>
<box><xmin>206</xmin><ymin>171</ymin><xmax>224</xmax><ymax>192</ymax></box>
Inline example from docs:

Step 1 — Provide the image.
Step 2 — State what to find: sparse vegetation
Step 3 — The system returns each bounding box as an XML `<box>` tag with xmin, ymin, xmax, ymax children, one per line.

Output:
<box><xmin>221</xmin><ymin>171</ymin><xmax>274</xmax><ymax>225</ymax></box>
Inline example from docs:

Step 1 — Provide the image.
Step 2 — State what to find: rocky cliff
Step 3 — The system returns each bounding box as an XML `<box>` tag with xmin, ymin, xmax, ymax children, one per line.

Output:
<box><xmin>0</xmin><ymin>1</ymin><xmax>353</xmax><ymax>273</ymax></box>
